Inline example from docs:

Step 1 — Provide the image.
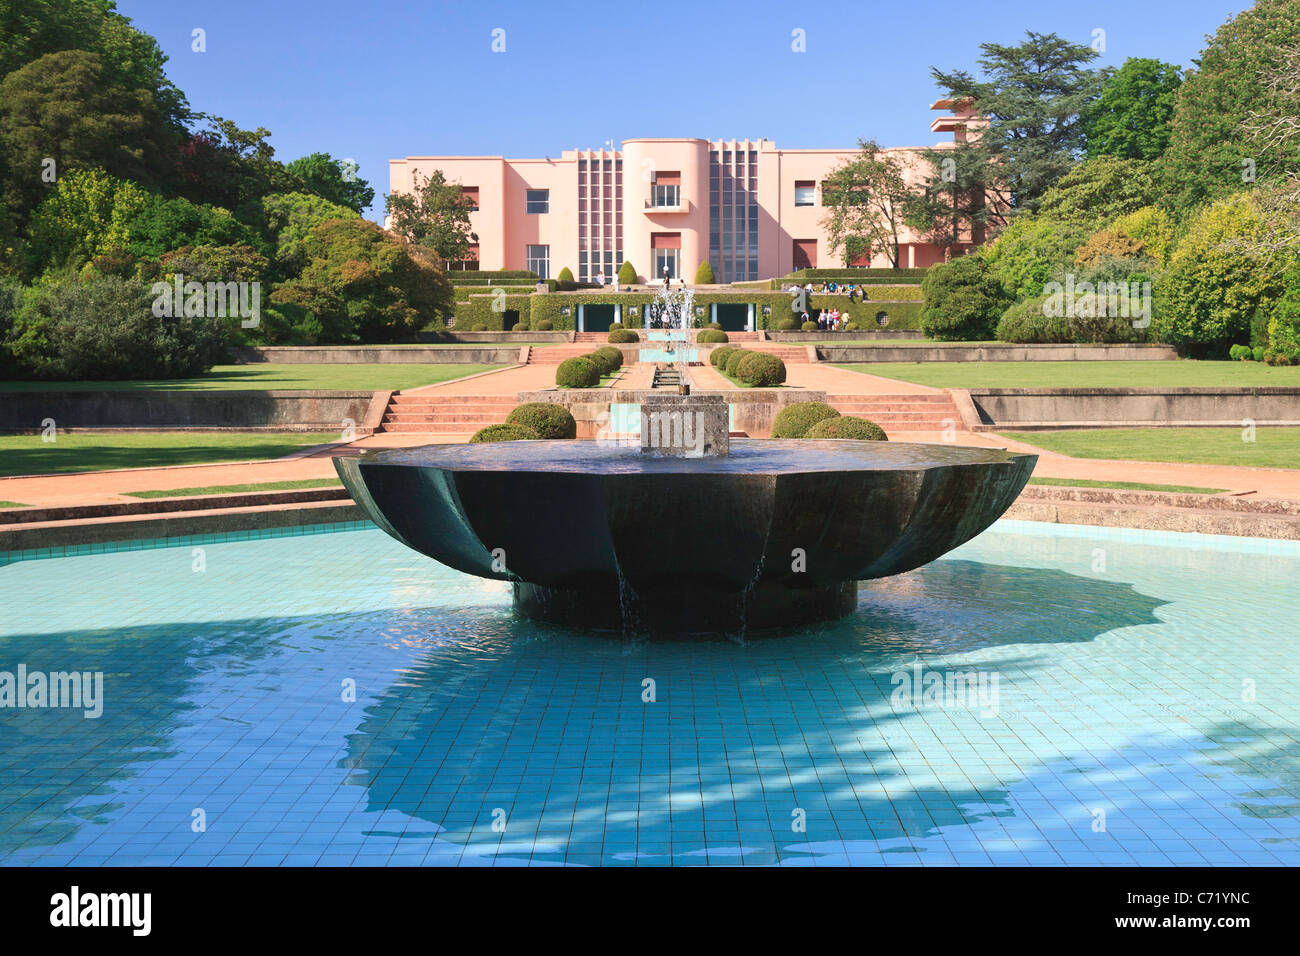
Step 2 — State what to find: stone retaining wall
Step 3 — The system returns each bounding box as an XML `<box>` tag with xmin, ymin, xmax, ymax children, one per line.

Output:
<box><xmin>818</xmin><ymin>343</ymin><xmax>1178</xmax><ymax>363</ymax></box>
<box><xmin>230</xmin><ymin>345</ymin><xmax>523</xmax><ymax>364</ymax></box>
<box><xmin>966</xmin><ymin>387</ymin><xmax>1300</xmax><ymax>427</ymax></box>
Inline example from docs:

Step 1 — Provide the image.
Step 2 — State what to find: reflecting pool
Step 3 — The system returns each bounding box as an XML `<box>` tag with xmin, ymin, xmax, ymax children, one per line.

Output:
<box><xmin>0</xmin><ymin>521</ymin><xmax>1297</xmax><ymax>865</ymax></box>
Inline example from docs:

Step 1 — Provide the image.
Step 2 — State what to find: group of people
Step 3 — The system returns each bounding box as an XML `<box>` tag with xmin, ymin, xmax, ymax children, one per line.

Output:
<box><xmin>781</xmin><ymin>281</ymin><xmax>871</xmax><ymax>302</ymax></box>
<box><xmin>797</xmin><ymin>308</ymin><xmax>850</xmax><ymax>331</ymax></box>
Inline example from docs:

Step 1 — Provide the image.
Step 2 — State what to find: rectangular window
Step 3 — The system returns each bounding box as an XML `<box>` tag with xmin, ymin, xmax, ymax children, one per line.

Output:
<box><xmin>461</xmin><ymin>186</ymin><xmax>479</xmax><ymax>211</ymax></box>
<box><xmin>794</xmin><ymin>181</ymin><xmax>816</xmax><ymax>207</ymax></box>
<box><xmin>526</xmin><ymin>189</ymin><xmax>549</xmax><ymax>214</ymax></box>
<box><xmin>526</xmin><ymin>244</ymin><xmax>550</xmax><ymax>279</ymax></box>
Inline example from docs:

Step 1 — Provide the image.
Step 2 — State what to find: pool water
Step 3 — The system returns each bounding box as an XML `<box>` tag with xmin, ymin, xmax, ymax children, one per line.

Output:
<box><xmin>1</xmin><ymin>521</ymin><xmax>1297</xmax><ymax>866</ymax></box>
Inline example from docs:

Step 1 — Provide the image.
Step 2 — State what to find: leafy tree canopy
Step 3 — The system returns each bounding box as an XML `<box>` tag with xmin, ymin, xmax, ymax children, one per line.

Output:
<box><xmin>284</xmin><ymin>152</ymin><xmax>375</xmax><ymax>215</ymax></box>
<box><xmin>384</xmin><ymin>169</ymin><xmax>478</xmax><ymax>263</ymax></box>
<box><xmin>1084</xmin><ymin>57</ymin><xmax>1184</xmax><ymax>160</ymax></box>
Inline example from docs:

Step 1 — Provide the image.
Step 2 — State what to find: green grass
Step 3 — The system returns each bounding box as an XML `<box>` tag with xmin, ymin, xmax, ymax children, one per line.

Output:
<box><xmin>0</xmin><ymin>500</ymin><xmax>28</xmax><ymax>508</ymax></box>
<box><xmin>1026</xmin><ymin>477</ymin><xmax>1228</xmax><ymax>494</ymax></box>
<box><xmin>0</xmin><ymin>364</ymin><xmax>505</xmax><ymax>392</ymax></box>
<box><xmin>1003</xmin><ymin>428</ymin><xmax>1300</xmax><ymax>469</ymax></box>
<box><xmin>0</xmin><ymin>432</ymin><xmax>341</xmax><ymax>477</ymax></box>
<box><xmin>124</xmin><ymin>477</ymin><xmax>343</xmax><ymax>498</ymax></box>
<box><xmin>835</xmin><ymin>360</ymin><xmax>1300</xmax><ymax>388</ymax></box>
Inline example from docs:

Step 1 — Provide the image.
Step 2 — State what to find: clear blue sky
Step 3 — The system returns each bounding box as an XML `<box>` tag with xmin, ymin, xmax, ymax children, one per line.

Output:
<box><xmin>118</xmin><ymin>0</ymin><xmax>1252</xmax><ymax>219</ymax></box>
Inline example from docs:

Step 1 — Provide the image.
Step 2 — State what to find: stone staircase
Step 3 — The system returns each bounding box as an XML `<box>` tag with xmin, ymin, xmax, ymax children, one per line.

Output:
<box><xmin>527</xmin><ymin>345</ymin><xmax>598</xmax><ymax>365</ymax></box>
<box><xmin>826</xmin><ymin>393</ymin><xmax>964</xmax><ymax>431</ymax></box>
<box><xmin>378</xmin><ymin>392</ymin><xmax>515</xmax><ymax>435</ymax></box>
<box><xmin>748</xmin><ymin>344</ymin><xmax>812</xmax><ymax>363</ymax></box>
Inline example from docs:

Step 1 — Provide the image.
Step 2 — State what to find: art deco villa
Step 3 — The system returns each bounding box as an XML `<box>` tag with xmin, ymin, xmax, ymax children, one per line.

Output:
<box><xmin>388</xmin><ymin>101</ymin><xmax>984</xmax><ymax>283</ymax></box>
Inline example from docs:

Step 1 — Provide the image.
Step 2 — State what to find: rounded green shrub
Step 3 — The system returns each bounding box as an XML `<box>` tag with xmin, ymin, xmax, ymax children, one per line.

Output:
<box><xmin>1229</xmin><ymin>344</ymin><xmax>1251</xmax><ymax>361</ymax></box>
<box><xmin>609</xmin><ymin>322</ymin><xmax>624</xmax><ymax>331</ymax></box>
<box><xmin>617</xmin><ymin>261</ymin><xmax>637</xmax><ymax>285</ymax></box>
<box><xmin>506</xmin><ymin>402</ymin><xmax>577</xmax><ymax>439</ymax></box>
<box><xmin>771</xmin><ymin>401</ymin><xmax>841</xmax><ymax>438</ymax></box>
<box><xmin>608</xmin><ymin>328</ymin><xmax>639</xmax><ymax>343</ymax></box>
<box><xmin>555</xmin><ymin>356</ymin><xmax>599</xmax><ymax>388</ymax></box>
<box><xmin>995</xmin><ymin>297</ymin><xmax>1069</xmax><ymax>343</ymax></box>
<box><xmin>471</xmin><ymin>323</ymin><xmax>487</xmax><ymax>331</ymax></box>
<box><xmin>557</xmin><ymin>266</ymin><xmax>574</xmax><ymax>283</ymax></box>
<box><xmin>512</xmin><ymin>320</ymin><xmax>530</xmax><ymax>332</ymax></box>
<box><xmin>735</xmin><ymin>351</ymin><xmax>786</xmax><ymax>387</ymax></box>
<box><xmin>723</xmin><ymin>348</ymin><xmax>748</xmax><ymax>377</ymax></box>
<box><xmin>535</xmin><ymin>319</ymin><xmax>554</xmax><ymax>331</ymax></box>
<box><xmin>921</xmin><ymin>255</ymin><xmax>1012</xmax><ymax>341</ymax></box>
<box><xmin>596</xmin><ymin>345</ymin><xmax>623</xmax><ymax>370</ymax></box>
<box><xmin>804</xmin><ymin>416</ymin><xmax>888</xmax><ymax>441</ymax></box>
<box><xmin>1253</xmin><ymin>345</ymin><xmax>1266</xmax><ymax>362</ymax></box>
<box><xmin>697</xmin><ymin>328</ymin><xmax>728</xmax><ymax>343</ymax></box>
<box><xmin>776</xmin><ymin>317</ymin><xmax>798</xmax><ymax>331</ymax></box>
<box><xmin>710</xmin><ymin>345</ymin><xmax>737</xmax><ymax>368</ymax></box>
<box><xmin>801</xmin><ymin>320</ymin><xmax>817</xmax><ymax>331</ymax></box>
<box><xmin>469</xmin><ymin>423</ymin><xmax>539</xmax><ymax>443</ymax></box>
<box><xmin>694</xmin><ymin>261</ymin><xmax>716</xmax><ymax>284</ymax></box>
<box><xmin>706</xmin><ymin>321</ymin><xmax>722</xmax><ymax>330</ymax></box>
<box><xmin>844</xmin><ymin>322</ymin><xmax>860</xmax><ymax>331</ymax></box>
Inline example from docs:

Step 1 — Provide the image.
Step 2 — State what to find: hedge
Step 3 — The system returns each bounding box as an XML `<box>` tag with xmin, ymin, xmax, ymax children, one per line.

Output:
<box><xmin>506</xmin><ymin>402</ymin><xmax>577</xmax><ymax>439</ymax></box>
<box><xmin>556</xmin><ymin>356</ymin><xmax>600</xmax><ymax>388</ymax></box>
<box><xmin>804</xmin><ymin>416</ymin><xmax>888</xmax><ymax>441</ymax></box>
<box><xmin>710</xmin><ymin>345</ymin><xmax>738</xmax><ymax>367</ymax></box>
<box><xmin>771</xmin><ymin>402</ymin><xmax>840</xmax><ymax>438</ymax></box>
<box><xmin>734</xmin><ymin>351</ymin><xmax>786</xmax><ymax>386</ymax></box>
<box><xmin>783</xmin><ymin>268</ymin><xmax>927</xmax><ymax>280</ymax></box>
<box><xmin>696</xmin><ymin>328</ymin><xmax>728</xmax><ymax>343</ymax></box>
<box><xmin>453</xmin><ymin>293</ymin><xmax>533</xmax><ymax>331</ymax></box>
<box><xmin>469</xmin><ymin>423</ymin><xmax>539</xmax><ymax>442</ymax></box>
<box><xmin>587</xmin><ymin>346</ymin><xmax>622</xmax><ymax>375</ymax></box>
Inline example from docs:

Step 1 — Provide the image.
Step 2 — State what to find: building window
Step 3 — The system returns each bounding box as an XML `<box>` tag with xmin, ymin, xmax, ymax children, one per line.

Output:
<box><xmin>794</xmin><ymin>181</ymin><xmax>816</xmax><ymax>207</ymax></box>
<box><xmin>526</xmin><ymin>244</ymin><xmax>550</xmax><ymax>279</ymax></box>
<box><xmin>526</xmin><ymin>189</ymin><xmax>549</xmax><ymax>214</ymax></box>
<box><xmin>461</xmin><ymin>186</ymin><xmax>479</xmax><ymax>211</ymax></box>
<box><xmin>447</xmin><ymin>243</ymin><xmax>479</xmax><ymax>271</ymax></box>
<box><xmin>793</xmin><ymin>239</ymin><xmax>817</xmax><ymax>271</ymax></box>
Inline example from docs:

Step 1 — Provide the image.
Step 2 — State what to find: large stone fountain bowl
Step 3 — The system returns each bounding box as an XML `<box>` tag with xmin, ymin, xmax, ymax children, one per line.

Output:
<box><xmin>336</xmin><ymin>439</ymin><xmax>1036</xmax><ymax>635</ymax></box>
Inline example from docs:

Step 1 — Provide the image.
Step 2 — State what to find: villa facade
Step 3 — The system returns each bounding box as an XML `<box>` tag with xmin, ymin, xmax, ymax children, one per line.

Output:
<box><xmin>388</xmin><ymin>101</ymin><xmax>984</xmax><ymax>283</ymax></box>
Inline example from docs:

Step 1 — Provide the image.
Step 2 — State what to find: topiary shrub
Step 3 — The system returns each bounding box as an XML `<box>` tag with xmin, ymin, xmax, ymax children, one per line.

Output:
<box><xmin>995</xmin><ymin>297</ymin><xmax>1070</xmax><ymax>343</ymax></box>
<box><xmin>617</xmin><ymin>261</ymin><xmax>637</xmax><ymax>285</ymax></box>
<box><xmin>694</xmin><ymin>261</ymin><xmax>716</xmax><ymax>284</ymax></box>
<box><xmin>1253</xmin><ymin>345</ymin><xmax>1266</xmax><ymax>362</ymax></box>
<box><xmin>723</xmin><ymin>348</ymin><xmax>748</xmax><ymax>377</ymax></box>
<box><xmin>706</xmin><ymin>321</ymin><xmax>722</xmax><ymax>330</ymax></box>
<box><xmin>771</xmin><ymin>401</ymin><xmax>841</xmax><ymax>438</ymax></box>
<box><xmin>804</xmin><ymin>416</ymin><xmax>888</xmax><ymax>441</ymax></box>
<box><xmin>776</xmin><ymin>317</ymin><xmax>797</xmax><ymax>331</ymax></box>
<box><xmin>506</xmin><ymin>402</ymin><xmax>577</xmax><ymax>439</ymax></box>
<box><xmin>921</xmin><ymin>255</ymin><xmax>1012</xmax><ymax>341</ymax></box>
<box><xmin>735</xmin><ymin>351</ymin><xmax>786</xmax><ymax>387</ymax></box>
<box><xmin>801</xmin><ymin>320</ymin><xmax>817</xmax><ymax>331</ymax></box>
<box><xmin>844</xmin><ymin>322</ymin><xmax>860</xmax><ymax>331</ymax></box>
<box><xmin>710</xmin><ymin>345</ymin><xmax>737</xmax><ymax>368</ymax></box>
<box><xmin>608</xmin><ymin>328</ymin><xmax>639</xmax><ymax>343</ymax></box>
<box><xmin>535</xmin><ymin>319</ymin><xmax>553</xmax><ymax>331</ymax></box>
<box><xmin>609</xmin><ymin>322</ymin><xmax>624</xmax><ymax>331</ymax></box>
<box><xmin>556</xmin><ymin>356</ymin><xmax>599</xmax><ymax>388</ymax></box>
<box><xmin>697</xmin><ymin>328</ymin><xmax>728</xmax><ymax>343</ymax></box>
<box><xmin>557</xmin><ymin>266</ymin><xmax>574</xmax><ymax>283</ymax></box>
<box><xmin>595</xmin><ymin>345</ymin><xmax>624</xmax><ymax>371</ymax></box>
<box><xmin>469</xmin><ymin>423</ymin><xmax>539</xmax><ymax>443</ymax></box>
<box><xmin>471</xmin><ymin>323</ymin><xmax>487</xmax><ymax>331</ymax></box>
<box><xmin>512</xmin><ymin>320</ymin><xmax>530</xmax><ymax>332</ymax></box>
<box><xmin>1229</xmin><ymin>344</ymin><xmax>1252</xmax><ymax>361</ymax></box>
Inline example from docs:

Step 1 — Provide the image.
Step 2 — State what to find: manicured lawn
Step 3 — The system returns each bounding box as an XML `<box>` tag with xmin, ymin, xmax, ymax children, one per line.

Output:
<box><xmin>835</xmin><ymin>360</ymin><xmax>1300</xmax><ymax>388</ymax></box>
<box><xmin>1003</xmin><ymin>428</ymin><xmax>1300</xmax><ymax>469</ymax></box>
<box><xmin>0</xmin><ymin>364</ymin><xmax>505</xmax><ymax>392</ymax></box>
<box><xmin>0</xmin><ymin>433</ymin><xmax>341</xmax><ymax>477</ymax></box>
<box><xmin>1026</xmin><ymin>477</ymin><xmax>1228</xmax><ymax>494</ymax></box>
<box><xmin>124</xmin><ymin>478</ymin><xmax>343</xmax><ymax>498</ymax></box>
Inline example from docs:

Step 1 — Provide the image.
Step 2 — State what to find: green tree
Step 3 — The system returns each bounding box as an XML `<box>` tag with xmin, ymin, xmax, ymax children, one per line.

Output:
<box><xmin>905</xmin><ymin>140</ymin><xmax>1004</xmax><ymax>256</ymax></box>
<box><xmin>0</xmin><ymin>50</ymin><xmax>177</xmax><ymax>223</ymax></box>
<box><xmin>284</xmin><ymin>152</ymin><xmax>375</xmax><ymax>214</ymax></box>
<box><xmin>174</xmin><ymin>117</ymin><xmax>298</xmax><ymax>216</ymax></box>
<box><xmin>1034</xmin><ymin>156</ymin><xmax>1160</xmax><ymax>228</ymax></box>
<box><xmin>920</xmin><ymin>255</ymin><xmax>1012</xmax><ymax>340</ymax></box>
<box><xmin>693</xmin><ymin>260</ymin><xmax>716</xmax><ymax>284</ymax></box>
<box><xmin>272</xmin><ymin>218</ymin><xmax>453</xmax><ymax>342</ymax></box>
<box><xmin>821</xmin><ymin>139</ymin><xmax>915</xmax><ymax>268</ymax></box>
<box><xmin>618</xmin><ymin>261</ymin><xmax>637</xmax><ymax>285</ymax></box>
<box><xmin>932</xmin><ymin>32</ymin><xmax>1102</xmax><ymax>213</ymax></box>
<box><xmin>384</xmin><ymin>169</ymin><xmax>477</xmax><ymax>263</ymax></box>
<box><xmin>1161</xmin><ymin>0</ymin><xmax>1300</xmax><ymax>213</ymax></box>
<box><xmin>26</xmin><ymin>167</ymin><xmax>148</xmax><ymax>274</ymax></box>
<box><xmin>125</xmin><ymin>194</ymin><xmax>263</xmax><ymax>260</ymax></box>
<box><xmin>1154</xmin><ymin>192</ymin><xmax>1286</xmax><ymax>355</ymax></box>
<box><xmin>255</xmin><ymin>191</ymin><xmax>357</xmax><ymax>277</ymax></box>
<box><xmin>981</xmin><ymin>216</ymin><xmax>1093</xmax><ymax>300</ymax></box>
<box><xmin>0</xmin><ymin>0</ymin><xmax>189</xmax><ymax>131</ymax></box>
<box><xmin>1084</xmin><ymin>58</ymin><xmax>1183</xmax><ymax>160</ymax></box>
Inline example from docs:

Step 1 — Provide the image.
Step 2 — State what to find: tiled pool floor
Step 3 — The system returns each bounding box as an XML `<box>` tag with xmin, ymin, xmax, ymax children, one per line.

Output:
<box><xmin>0</xmin><ymin>522</ymin><xmax>1297</xmax><ymax>865</ymax></box>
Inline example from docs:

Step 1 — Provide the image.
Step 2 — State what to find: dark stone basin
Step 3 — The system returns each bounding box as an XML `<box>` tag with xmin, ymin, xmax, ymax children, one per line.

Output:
<box><xmin>335</xmin><ymin>439</ymin><xmax>1037</xmax><ymax>635</ymax></box>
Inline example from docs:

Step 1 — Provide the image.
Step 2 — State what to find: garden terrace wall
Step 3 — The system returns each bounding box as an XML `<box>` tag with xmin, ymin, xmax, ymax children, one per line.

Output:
<box><xmin>819</xmin><ymin>343</ymin><xmax>1178</xmax><ymax>362</ymax></box>
<box><xmin>965</xmin><ymin>387</ymin><xmax>1300</xmax><ymax>428</ymax></box>
<box><xmin>767</xmin><ymin>330</ymin><xmax>924</xmax><ymax>341</ymax></box>
<box><xmin>415</xmin><ymin>331</ymin><xmax>570</xmax><ymax>343</ymax></box>
<box><xmin>231</xmin><ymin>345</ymin><xmax>522</xmax><ymax>364</ymax></box>
<box><xmin>452</xmin><ymin>293</ymin><xmax>534</xmax><ymax>330</ymax></box>
<box><xmin>0</xmin><ymin>390</ymin><xmax>383</xmax><ymax>432</ymax></box>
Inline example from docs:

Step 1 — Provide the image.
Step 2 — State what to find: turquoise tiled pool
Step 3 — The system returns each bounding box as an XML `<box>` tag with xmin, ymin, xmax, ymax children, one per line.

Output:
<box><xmin>1</xmin><ymin>520</ymin><xmax>1297</xmax><ymax>866</ymax></box>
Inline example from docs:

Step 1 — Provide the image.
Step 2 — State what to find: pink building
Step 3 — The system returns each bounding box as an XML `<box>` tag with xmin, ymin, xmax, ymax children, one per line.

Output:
<box><xmin>388</xmin><ymin>102</ymin><xmax>984</xmax><ymax>282</ymax></box>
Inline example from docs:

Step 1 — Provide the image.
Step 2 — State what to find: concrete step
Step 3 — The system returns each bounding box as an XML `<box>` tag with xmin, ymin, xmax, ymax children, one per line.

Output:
<box><xmin>827</xmin><ymin>393</ymin><xmax>954</xmax><ymax>403</ymax></box>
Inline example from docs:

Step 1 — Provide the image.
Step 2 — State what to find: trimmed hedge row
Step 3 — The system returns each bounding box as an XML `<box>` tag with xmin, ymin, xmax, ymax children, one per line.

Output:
<box><xmin>784</xmin><ymin>268</ymin><xmax>927</xmax><ymax>280</ymax></box>
<box><xmin>452</xmin><ymin>293</ymin><xmax>534</xmax><ymax>331</ymax></box>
